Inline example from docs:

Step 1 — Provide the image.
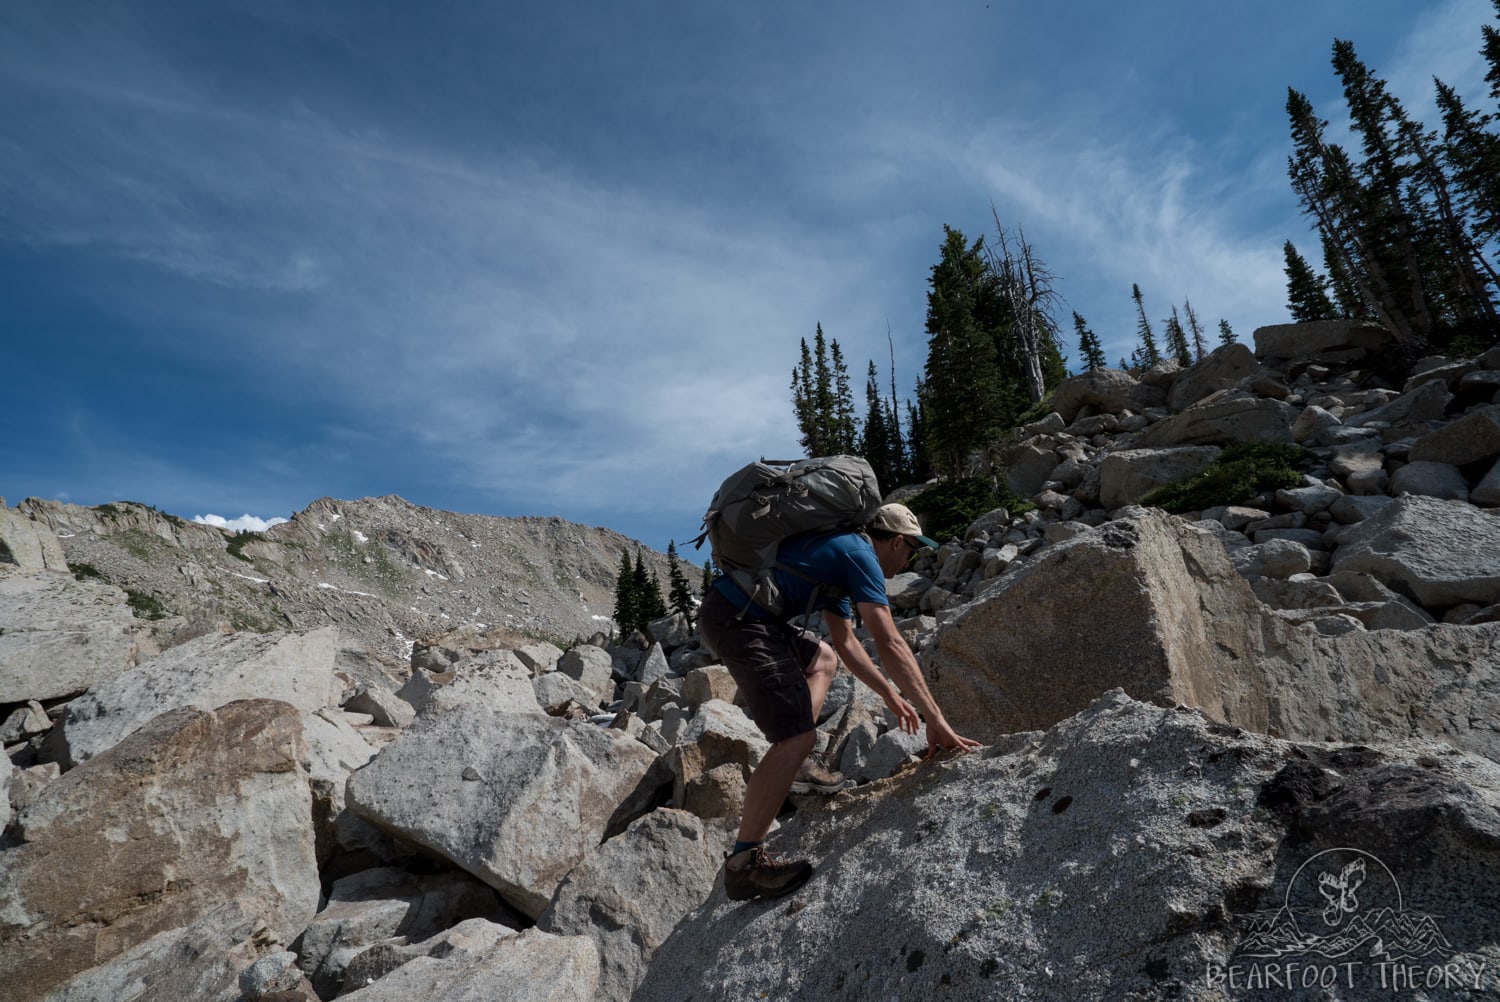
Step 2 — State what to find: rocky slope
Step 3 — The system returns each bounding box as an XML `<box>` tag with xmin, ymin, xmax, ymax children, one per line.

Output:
<box><xmin>3</xmin><ymin>318</ymin><xmax>1500</xmax><ymax>1001</ymax></box>
<box><xmin>6</xmin><ymin>493</ymin><xmax>675</xmax><ymax>687</ymax></box>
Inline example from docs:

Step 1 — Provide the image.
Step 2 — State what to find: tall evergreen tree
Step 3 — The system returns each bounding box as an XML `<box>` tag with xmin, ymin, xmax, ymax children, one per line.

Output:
<box><xmin>1130</xmin><ymin>284</ymin><xmax>1161</xmax><ymax>369</ymax></box>
<box><xmin>1437</xmin><ymin>79</ymin><xmax>1500</xmax><ymax>254</ymax></box>
<box><xmin>1321</xmin><ymin>230</ymin><xmax>1367</xmax><ymax>319</ymax></box>
<box><xmin>701</xmin><ymin>559</ymin><xmax>714</xmax><ymax>598</ymax></box>
<box><xmin>1484</xmin><ymin>0</ymin><xmax>1500</xmax><ymax>102</ymax></box>
<box><xmin>1182</xmin><ymin>300</ymin><xmax>1208</xmax><ymax>360</ymax></box>
<box><xmin>859</xmin><ymin>360</ymin><xmax>896</xmax><ymax>490</ymax></box>
<box><xmin>631</xmin><ymin>547</ymin><xmax>667</xmax><ymax>629</ymax></box>
<box><xmin>830</xmin><ymin>339</ymin><xmax>858</xmax><ymax>453</ymax></box>
<box><xmin>790</xmin><ymin>325</ymin><xmax>859</xmax><ymax>456</ymax></box>
<box><xmin>1283</xmin><ymin>240</ymin><xmax>1338</xmax><ymax>321</ymax></box>
<box><xmin>1072</xmin><ymin>311</ymin><xmax>1107</xmax><ymax>371</ymax></box>
<box><xmin>666</xmin><ymin>540</ymin><xmax>696</xmax><ymax>627</ymax></box>
<box><xmin>1218</xmin><ymin>319</ymin><xmax>1237</xmax><ymax>346</ymax></box>
<box><xmin>920</xmin><ymin>226</ymin><xmax>1015</xmax><ymax>477</ymax></box>
<box><xmin>612</xmin><ymin>549</ymin><xmax>637</xmax><ymax>639</ymax></box>
<box><xmin>1163</xmin><ymin>306</ymin><xmax>1192</xmax><ymax>366</ymax></box>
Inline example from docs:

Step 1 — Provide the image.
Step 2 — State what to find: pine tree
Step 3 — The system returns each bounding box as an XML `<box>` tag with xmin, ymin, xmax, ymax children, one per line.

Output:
<box><xmin>631</xmin><ymin>547</ymin><xmax>667</xmax><ymax>631</ymax></box>
<box><xmin>612</xmin><ymin>549</ymin><xmax>637</xmax><ymax>639</ymax></box>
<box><xmin>1218</xmin><ymin>319</ymin><xmax>1237</xmax><ymax>346</ymax></box>
<box><xmin>790</xmin><ymin>325</ymin><xmax>859</xmax><ymax>456</ymax></box>
<box><xmin>1437</xmin><ymin>79</ymin><xmax>1500</xmax><ymax>253</ymax></box>
<box><xmin>1130</xmin><ymin>284</ymin><xmax>1161</xmax><ymax>368</ymax></box>
<box><xmin>1321</xmin><ymin>230</ymin><xmax>1366</xmax><ymax>319</ymax></box>
<box><xmin>1182</xmin><ymin>300</ymin><xmax>1208</xmax><ymax>360</ymax></box>
<box><xmin>1072</xmin><ymin>311</ymin><xmax>1107</xmax><ymax>371</ymax></box>
<box><xmin>1283</xmin><ymin>240</ymin><xmax>1338</xmax><ymax>321</ymax></box>
<box><xmin>1163</xmin><ymin>305</ymin><xmax>1192</xmax><ymax>366</ymax></box>
<box><xmin>701</xmin><ymin>559</ymin><xmax>714</xmax><ymax>598</ymax></box>
<box><xmin>666</xmin><ymin>541</ymin><xmax>696</xmax><ymax>627</ymax></box>
<box><xmin>860</xmin><ymin>360</ymin><xmax>895</xmax><ymax>489</ymax></box>
<box><xmin>920</xmin><ymin>226</ymin><xmax>1014</xmax><ymax>477</ymax></box>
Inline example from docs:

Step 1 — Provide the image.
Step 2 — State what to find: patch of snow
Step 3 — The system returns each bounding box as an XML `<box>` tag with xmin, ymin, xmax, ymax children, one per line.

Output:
<box><xmin>352</xmin><ymin>530</ymin><xmax>369</xmax><ymax>543</ymax></box>
<box><xmin>317</xmin><ymin>582</ymin><xmax>375</xmax><ymax>598</ymax></box>
<box><xmin>424</xmin><ymin>569</ymin><xmax>449</xmax><ymax>581</ymax></box>
<box><xmin>232</xmin><ymin>572</ymin><xmax>270</xmax><ymax>585</ymax></box>
<box><xmin>329</xmin><ymin>513</ymin><xmax>342</xmax><ymax>521</ymax></box>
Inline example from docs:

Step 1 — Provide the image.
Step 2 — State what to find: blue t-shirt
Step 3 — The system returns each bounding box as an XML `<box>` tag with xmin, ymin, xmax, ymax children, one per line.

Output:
<box><xmin>713</xmin><ymin>531</ymin><xmax>889</xmax><ymax>620</ymax></box>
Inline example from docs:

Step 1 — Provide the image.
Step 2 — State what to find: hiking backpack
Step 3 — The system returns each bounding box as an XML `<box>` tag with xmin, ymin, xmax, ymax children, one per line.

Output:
<box><xmin>693</xmin><ymin>455</ymin><xmax>883</xmax><ymax>617</ymax></box>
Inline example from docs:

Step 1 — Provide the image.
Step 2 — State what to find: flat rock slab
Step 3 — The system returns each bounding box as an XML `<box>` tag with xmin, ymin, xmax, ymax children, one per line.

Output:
<box><xmin>59</xmin><ymin>625</ymin><xmax>341</xmax><ymax>765</ymax></box>
<box><xmin>0</xmin><ymin>569</ymin><xmax>146</xmax><ymax>703</ymax></box>
<box><xmin>337</xmin><ymin>928</ymin><xmax>600</xmax><ymax>1002</ymax></box>
<box><xmin>346</xmin><ymin>704</ymin><xmax>659</xmax><ymax>919</ymax></box>
<box><xmin>0</xmin><ymin>700</ymin><xmax>319</xmax><ymax>1002</ymax></box>
<box><xmin>1330</xmin><ymin>495</ymin><xmax>1500</xmax><ymax>608</ymax></box>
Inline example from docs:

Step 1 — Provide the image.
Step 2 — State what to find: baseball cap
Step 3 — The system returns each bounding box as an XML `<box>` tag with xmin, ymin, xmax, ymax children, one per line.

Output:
<box><xmin>868</xmin><ymin>503</ymin><xmax>940</xmax><ymax>550</ymax></box>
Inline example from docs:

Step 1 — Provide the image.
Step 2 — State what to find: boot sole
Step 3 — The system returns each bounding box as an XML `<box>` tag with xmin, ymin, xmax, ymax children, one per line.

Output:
<box><xmin>790</xmin><ymin>780</ymin><xmax>851</xmax><ymax>795</ymax></box>
<box><xmin>725</xmin><ymin>866</ymin><xmax>813</xmax><ymax>901</ymax></box>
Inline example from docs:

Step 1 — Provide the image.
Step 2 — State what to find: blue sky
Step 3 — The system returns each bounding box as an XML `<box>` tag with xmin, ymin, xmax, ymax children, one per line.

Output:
<box><xmin>3</xmin><ymin>0</ymin><xmax>1495</xmax><ymax>550</ymax></box>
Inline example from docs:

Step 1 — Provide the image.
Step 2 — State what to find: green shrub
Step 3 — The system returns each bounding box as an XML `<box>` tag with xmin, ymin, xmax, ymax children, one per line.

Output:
<box><xmin>71</xmin><ymin>562</ymin><xmax>105</xmax><ymax>582</ymax></box>
<box><xmin>905</xmin><ymin>476</ymin><xmax>1034</xmax><ymax>544</ymax></box>
<box><xmin>125</xmin><ymin>588</ymin><xmax>168</xmax><ymax>620</ymax></box>
<box><xmin>226</xmin><ymin>530</ymin><xmax>257</xmax><ymax>563</ymax></box>
<box><xmin>1138</xmin><ymin>442</ymin><xmax>1312</xmax><ymax>513</ymax></box>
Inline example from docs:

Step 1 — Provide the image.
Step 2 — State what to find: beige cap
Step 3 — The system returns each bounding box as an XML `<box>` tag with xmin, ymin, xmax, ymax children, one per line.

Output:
<box><xmin>868</xmin><ymin>503</ymin><xmax>939</xmax><ymax>549</ymax></box>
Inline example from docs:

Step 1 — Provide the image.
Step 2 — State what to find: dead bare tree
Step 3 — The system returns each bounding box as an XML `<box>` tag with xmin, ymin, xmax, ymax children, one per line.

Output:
<box><xmin>987</xmin><ymin>206</ymin><xmax>1061</xmax><ymax>403</ymax></box>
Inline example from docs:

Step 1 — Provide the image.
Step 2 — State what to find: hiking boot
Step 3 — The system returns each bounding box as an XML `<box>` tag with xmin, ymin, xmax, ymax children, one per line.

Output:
<box><xmin>790</xmin><ymin>753</ymin><xmax>851</xmax><ymax>795</ymax></box>
<box><xmin>724</xmin><ymin>845</ymin><xmax>813</xmax><ymax>901</ymax></box>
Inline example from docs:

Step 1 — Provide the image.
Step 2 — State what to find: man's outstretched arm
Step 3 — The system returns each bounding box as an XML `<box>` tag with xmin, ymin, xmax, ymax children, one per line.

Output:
<box><xmin>852</xmin><ymin>602</ymin><xmax>981</xmax><ymax>754</ymax></box>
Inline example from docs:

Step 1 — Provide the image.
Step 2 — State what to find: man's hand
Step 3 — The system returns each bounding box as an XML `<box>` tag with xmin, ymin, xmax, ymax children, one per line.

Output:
<box><xmin>924</xmin><ymin>718</ymin><xmax>982</xmax><ymax>758</ymax></box>
<box><xmin>883</xmin><ymin>690</ymin><xmax>921</xmax><ymax>735</ymax></box>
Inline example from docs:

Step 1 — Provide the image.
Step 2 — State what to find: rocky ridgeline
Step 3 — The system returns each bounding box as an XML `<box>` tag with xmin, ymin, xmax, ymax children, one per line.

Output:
<box><xmin>3</xmin><ymin>493</ymin><xmax>668</xmax><ymax>689</ymax></box>
<box><xmin>2</xmin><ymin>318</ymin><xmax>1500</xmax><ymax>1000</ymax></box>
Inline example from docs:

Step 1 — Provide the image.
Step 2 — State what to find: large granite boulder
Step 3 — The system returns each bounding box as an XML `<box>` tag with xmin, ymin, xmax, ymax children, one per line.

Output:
<box><xmin>1330</xmin><ymin>495</ymin><xmax>1500</xmax><ymax>608</ymax></box>
<box><xmin>636</xmin><ymin>693</ymin><xmax>1500</xmax><ymax>1001</ymax></box>
<box><xmin>923</xmin><ymin>509</ymin><xmax>1500</xmax><ymax>764</ymax></box>
<box><xmin>1136</xmin><ymin>389</ymin><xmax>1297</xmax><ymax>447</ymax></box>
<box><xmin>1097</xmin><ymin>446</ymin><xmax>1219</xmax><ymax>509</ymax></box>
<box><xmin>538</xmin><ymin>809</ymin><xmax>724</xmax><ymax>1002</ymax></box>
<box><xmin>0</xmin><ymin>700</ymin><xmax>320</xmax><ymax>1002</ymax></box>
<box><xmin>57</xmin><ymin>625</ymin><xmax>342</xmax><ymax>766</ymax></box>
<box><xmin>1408</xmin><ymin>404</ymin><xmax>1500</xmax><ymax>467</ymax></box>
<box><xmin>346</xmin><ymin>703</ymin><xmax>659</xmax><ymax>919</ymax></box>
<box><xmin>1252</xmin><ymin>319</ymin><xmax>1392</xmax><ymax>363</ymax></box>
<box><xmin>923</xmin><ymin>511</ymin><xmax>1260</xmax><ymax>739</ymax></box>
<box><xmin>0</xmin><ymin>569</ymin><xmax>149</xmax><ymax>703</ymax></box>
<box><xmin>0</xmin><ymin>505</ymin><xmax>67</xmax><ymax>571</ymax></box>
<box><xmin>1049</xmin><ymin>368</ymin><xmax>1165</xmax><ymax>423</ymax></box>
<box><xmin>1166</xmin><ymin>342</ymin><xmax>1260</xmax><ymax>411</ymax></box>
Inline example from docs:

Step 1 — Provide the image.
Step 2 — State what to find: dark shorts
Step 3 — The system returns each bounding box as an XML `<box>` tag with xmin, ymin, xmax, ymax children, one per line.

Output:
<box><xmin>698</xmin><ymin>589</ymin><xmax>823</xmax><ymax>743</ymax></box>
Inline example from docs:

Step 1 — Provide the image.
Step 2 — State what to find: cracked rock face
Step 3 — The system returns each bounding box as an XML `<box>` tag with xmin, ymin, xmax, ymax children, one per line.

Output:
<box><xmin>0</xmin><ymin>700</ymin><xmax>319</xmax><ymax>1002</ymax></box>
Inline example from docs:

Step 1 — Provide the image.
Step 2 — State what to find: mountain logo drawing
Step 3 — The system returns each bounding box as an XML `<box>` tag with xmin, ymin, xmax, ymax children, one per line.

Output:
<box><xmin>1236</xmin><ymin>848</ymin><xmax>1453</xmax><ymax>962</ymax></box>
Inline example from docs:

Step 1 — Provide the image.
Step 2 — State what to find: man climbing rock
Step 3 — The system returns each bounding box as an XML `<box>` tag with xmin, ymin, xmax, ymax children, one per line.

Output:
<box><xmin>698</xmin><ymin>502</ymin><xmax>982</xmax><ymax>901</ymax></box>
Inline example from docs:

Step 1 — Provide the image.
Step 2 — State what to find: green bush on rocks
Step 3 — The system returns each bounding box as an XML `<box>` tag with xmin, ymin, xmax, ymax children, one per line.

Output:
<box><xmin>1137</xmin><ymin>442</ymin><xmax>1311</xmax><ymax>514</ymax></box>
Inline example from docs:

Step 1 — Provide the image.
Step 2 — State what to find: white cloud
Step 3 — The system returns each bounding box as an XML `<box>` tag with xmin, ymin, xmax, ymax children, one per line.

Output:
<box><xmin>193</xmin><ymin>513</ymin><xmax>289</xmax><ymax>533</ymax></box>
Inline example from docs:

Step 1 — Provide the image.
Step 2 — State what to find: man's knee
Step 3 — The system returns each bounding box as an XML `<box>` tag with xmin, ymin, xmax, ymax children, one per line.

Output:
<box><xmin>805</xmin><ymin>642</ymin><xmax>837</xmax><ymax>681</ymax></box>
<box><xmin>770</xmin><ymin>728</ymin><xmax>817</xmax><ymax>758</ymax></box>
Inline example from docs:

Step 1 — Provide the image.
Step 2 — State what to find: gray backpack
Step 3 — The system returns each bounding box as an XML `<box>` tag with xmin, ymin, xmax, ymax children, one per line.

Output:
<box><xmin>694</xmin><ymin>455</ymin><xmax>883</xmax><ymax>617</ymax></box>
